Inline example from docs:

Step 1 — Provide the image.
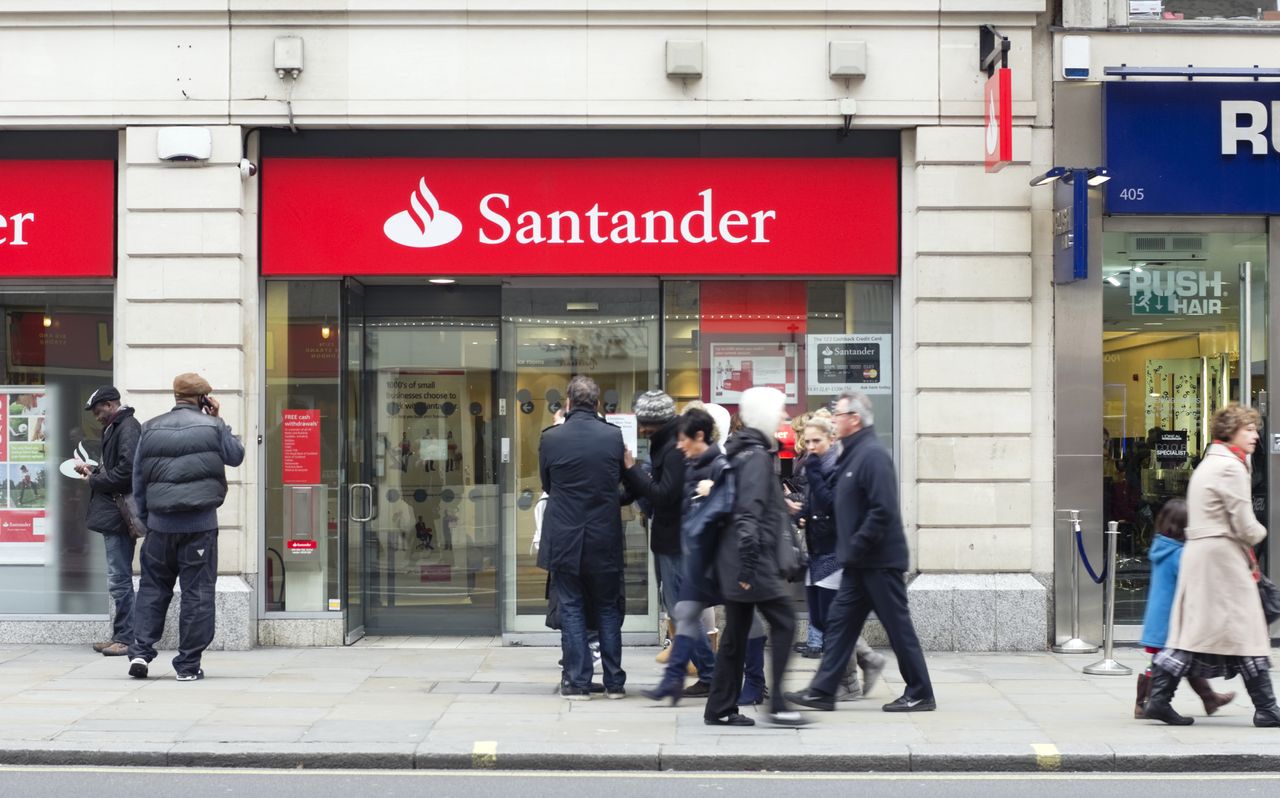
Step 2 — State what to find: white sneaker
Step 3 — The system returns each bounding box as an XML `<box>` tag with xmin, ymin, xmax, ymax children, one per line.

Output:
<box><xmin>128</xmin><ymin>657</ymin><xmax>148</xmax><ymax>679</ymax></box>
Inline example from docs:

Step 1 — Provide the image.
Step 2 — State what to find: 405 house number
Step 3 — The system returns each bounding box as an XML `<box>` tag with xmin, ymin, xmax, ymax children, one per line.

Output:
<box><xmin>1118</xmin><ymin>188</ymin><xmax>1145</xmax><ymax>201</ymax></box>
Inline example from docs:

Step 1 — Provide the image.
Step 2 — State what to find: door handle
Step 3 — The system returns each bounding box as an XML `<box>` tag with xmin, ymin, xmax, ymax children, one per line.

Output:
<box><xmin>350</xmin><ymin>483</ymin><xmax>374</xmax><ymax>522</ymax></box>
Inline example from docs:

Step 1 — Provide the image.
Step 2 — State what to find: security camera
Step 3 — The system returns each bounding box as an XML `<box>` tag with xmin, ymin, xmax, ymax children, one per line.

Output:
<box><xmin>239</xmin><ymin>159</ymin><xmax>258</xmax><ymax>179</ymax></box>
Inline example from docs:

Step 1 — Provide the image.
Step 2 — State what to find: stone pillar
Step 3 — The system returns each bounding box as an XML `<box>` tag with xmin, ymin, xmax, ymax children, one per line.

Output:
<box><xmin>903</xmin><ymin>125</ymin><xmax>1048</xmax><ymax>651</ymax></box>
<box><xmin>118</xmin><ymin>126</ymin><xmax>254</xmax><ymax>650</ymax></box>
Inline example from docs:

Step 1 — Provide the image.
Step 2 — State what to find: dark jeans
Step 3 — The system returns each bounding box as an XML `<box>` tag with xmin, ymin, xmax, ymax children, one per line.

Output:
<box><xmin>811</xmin><ymin>567</ymin><xmax>933</xmax><ymax>701</ymax></box>
<box><xmin>705</xmin><ymin>596</ymin><xmax>795</xmax><ymax>718</ymax></box>
<box><xmin>554</xmin><ymin>568</ymin><xmax>625</xmax><ymax>691</ymax></box>
<box><xmin>101</xmin><ymin>531</ymin><xmax>137</xmax><ymax>644</ymax></box>
<box><xmin>129</xmin><ymin>530</ymin><xmax>218</xmax><ymax>676</ymax></box>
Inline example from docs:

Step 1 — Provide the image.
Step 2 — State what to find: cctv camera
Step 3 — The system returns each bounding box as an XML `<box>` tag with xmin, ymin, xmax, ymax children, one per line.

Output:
<box><xmin>239</xmin><ymin>159</ymin><xmax>258</xmax><ymax>179</ymax></box>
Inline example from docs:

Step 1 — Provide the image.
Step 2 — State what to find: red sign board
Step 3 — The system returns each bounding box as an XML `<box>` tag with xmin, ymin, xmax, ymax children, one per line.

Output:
<box><xmin>286</xmin><ymin>539</ymin><xmax>318</xmax><ymax>554</ymax></box>
<box><xmin>262</xmin><ymin>158</ymin><xmax>898</xmax><ymax>276</ymax></box>
<box><xmin>0</xmin><ymin>160</ymin><xmax>115</xmax><ymax>277</ymax></box>
<box><xmin>281</xmin><ymin>409</ymin><xmax>322</xmax><ymax>484</ymax></box>
<box><xmin>984</xmin><ymin>68</ymin><xmax>1013</xmax><ymax>173</ymax></box>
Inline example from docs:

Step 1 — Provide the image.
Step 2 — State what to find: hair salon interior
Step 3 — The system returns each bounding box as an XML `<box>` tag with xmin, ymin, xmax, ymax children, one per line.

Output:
<box><xmin>10</xmin><ymin>1</ymin><xmax>1268</xmax><ymax>654</ymax></box>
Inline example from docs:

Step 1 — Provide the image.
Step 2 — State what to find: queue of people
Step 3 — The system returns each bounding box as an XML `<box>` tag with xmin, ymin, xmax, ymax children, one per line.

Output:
<box><xmin>536</xmin><ymin>376</ymin><xmax>936</xmax><ymax>726</ymax></box>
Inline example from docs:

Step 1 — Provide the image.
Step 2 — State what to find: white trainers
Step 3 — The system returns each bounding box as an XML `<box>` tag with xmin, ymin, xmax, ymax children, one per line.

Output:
<box><xmin>127</xmin><ymin>657</ymin><xmax>149</xmax><ymax>679</ymax></box>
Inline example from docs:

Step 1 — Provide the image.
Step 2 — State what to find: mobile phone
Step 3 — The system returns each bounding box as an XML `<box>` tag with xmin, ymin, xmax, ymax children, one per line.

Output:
<box><xmin>199</xmin><ymin>395</ymin><xmax>213</xmax><ymax>411</ymax></box>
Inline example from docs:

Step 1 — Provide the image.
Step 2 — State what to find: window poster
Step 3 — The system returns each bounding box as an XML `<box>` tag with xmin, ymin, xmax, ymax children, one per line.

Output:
<box><xmin>0</xmin><ymin>387</ymin><xmax>49</xmax><ymax>564</ymax></box>
<box><xmin>805</xmin><ymin>334</ymin><xmax>892</xmax><ymax>395</ymax></box>
<box><xmin>708</xmin><ymin>342</ymin><xmax>799</xmax><ymax>404</ymax></box>
<box><xmin>281</xmin><ymin>409</ymin><xmax>322</xmax><ymax>485</ymax></box>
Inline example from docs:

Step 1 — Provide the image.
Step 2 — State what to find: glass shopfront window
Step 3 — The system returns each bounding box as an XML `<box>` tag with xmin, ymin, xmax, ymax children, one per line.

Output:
<box><xmin>664</xmin><ymin>280</ymin><xmax>895</xmax><ymax>446</ymax></box>
<box><xmin>0</xmin><ymin>285</ymin><xmax>115</xmax><ymax>614</ymax></box>
<box><xmin>1128</xmin><ymin>1</ymin><xmax>1280</xmax><ymax>23</ymax></box>
<box><xmin>264</xmin><ymin>277</ymin><xmax>897</xmax><ymax>637</ymax></box>
<box><xmin>1101</xmin><ymin>228</ymin><xmax>1268</xmax><ymax>626</ymax></box>
<box><xmin>264</xmin><ymin>281</ymin><xmax>342</xmax><ymax>613</ymax></box>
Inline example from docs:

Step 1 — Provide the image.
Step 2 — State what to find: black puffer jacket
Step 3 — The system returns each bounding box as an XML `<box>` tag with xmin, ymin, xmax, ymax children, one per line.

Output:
<box><xmin>715</xmin><ymin>428</ymin><xmax>790</xmax><ymax>603</ymax></box>
<box><xmin>86</xmin><ymin>407</ymin><xmax>141</xmax><ymax>535</ymax></box>
<box><xmin>134</xmin><ymin>404</ymin><xmax>245</xmax><ymax>533</ymax></box>
<box><xmin>622</xmin><ymin>418</ymin><xmax>685</xmax><ymax>556</ymax></box>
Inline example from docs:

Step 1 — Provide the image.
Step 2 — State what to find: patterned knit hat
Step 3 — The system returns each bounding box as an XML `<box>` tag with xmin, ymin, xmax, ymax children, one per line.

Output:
<box><xmin>634</xmin><ymin>390</ymin><xmax>676</xmax><ymax>424</ymax></box>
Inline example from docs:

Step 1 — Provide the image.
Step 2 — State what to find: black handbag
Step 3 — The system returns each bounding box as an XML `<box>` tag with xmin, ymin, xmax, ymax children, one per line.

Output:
<box><xmin>114</xmin><ymin>494</ymin><xmax>147</xmax><ymax>540</ymax></box>
<box><xmin>1260</xmin><ymin>575</ymin><xmax>1280</xmax><ymax>626</ymax></box>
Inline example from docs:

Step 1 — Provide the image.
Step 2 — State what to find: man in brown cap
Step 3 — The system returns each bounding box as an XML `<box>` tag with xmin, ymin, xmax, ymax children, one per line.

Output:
<box><xmin>127</xmin><ymin>372</ymin><xmax>245</xmax><ymax>682</ymax></box>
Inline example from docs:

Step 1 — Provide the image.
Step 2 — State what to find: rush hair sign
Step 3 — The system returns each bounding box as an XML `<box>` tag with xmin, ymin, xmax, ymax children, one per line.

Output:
<box><xmin>0</xmin><ymin>161</ymin><xmax>115</xmax><ymax>278</ymax></box>
<box><xmin>262</xmin><ymin>158</ymin><xmax>898</xmax><ymax>276</ymax></box>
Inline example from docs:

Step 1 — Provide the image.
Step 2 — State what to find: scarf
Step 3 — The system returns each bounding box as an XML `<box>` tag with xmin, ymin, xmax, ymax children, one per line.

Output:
<box><xmin>1212</xmin><ymin>439</ymin><xmax>1249</xmax><ymax>464</ymax></box>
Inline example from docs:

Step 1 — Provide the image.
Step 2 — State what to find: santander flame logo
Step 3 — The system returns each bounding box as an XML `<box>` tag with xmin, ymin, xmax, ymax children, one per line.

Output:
<box><xmin>383</xmin><ymin>177</ymin><xmax>463</xmax><ymax>248</ymax></box>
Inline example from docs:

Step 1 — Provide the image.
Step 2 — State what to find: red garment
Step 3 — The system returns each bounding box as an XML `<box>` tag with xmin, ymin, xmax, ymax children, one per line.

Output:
<box><xmin>1212</xmin><ymin>439</ymin><xmax>1248</xmax><ymax>464</ymax></box>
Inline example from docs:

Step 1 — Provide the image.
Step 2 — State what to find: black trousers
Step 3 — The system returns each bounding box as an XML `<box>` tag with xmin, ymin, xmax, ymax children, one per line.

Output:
<box><xmin>704</xmin><ymin>596</ymin><xmax>795</xmax><ymax>718</ymax></box>
<box><xmin>811</xmin><ymin>567</ymin><xmax>933</xmax><ymax>701</ymax></box>
<box><xmin>128</xmin><ymin>530</ymin><xmax>218</xmax><ymax>676</ymax></box>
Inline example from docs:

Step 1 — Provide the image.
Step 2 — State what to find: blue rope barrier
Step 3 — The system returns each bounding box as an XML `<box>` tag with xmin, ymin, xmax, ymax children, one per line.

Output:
<box><xmin>1075</xmin><ymin>525</ymin><xmax>1107</xmax><ymax>584</ymax></box>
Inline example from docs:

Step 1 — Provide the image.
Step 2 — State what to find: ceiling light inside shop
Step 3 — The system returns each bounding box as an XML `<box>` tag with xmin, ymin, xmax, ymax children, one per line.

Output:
<box><xmin>566</xmin><ymin>302</ymin><xmax>599</xmax><ymax>312</ymax></box>
<box><xmin>1105</xmin><ymin>275</ymin><xmax>1122</xmax><ymax>287</ymax></box>
<box><xmin>429</xmin><ymin>278</ymin><xmax>456</xmax><ymax>285</ymax></box>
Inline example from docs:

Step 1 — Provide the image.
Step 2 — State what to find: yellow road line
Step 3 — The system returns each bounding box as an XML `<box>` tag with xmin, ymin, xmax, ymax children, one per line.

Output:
<box><xmin>471</xmin><ymin>740</ymin><xmax>498</xmax><ymax>769</ymax></box>
<box><xmin>1031</xmin><ymin>743</ymin><xmax>1061</xmax><ymax>771</ymax></box>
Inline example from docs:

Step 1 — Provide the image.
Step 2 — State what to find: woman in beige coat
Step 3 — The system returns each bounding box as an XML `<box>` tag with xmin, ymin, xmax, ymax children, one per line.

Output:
<box><xmin>1145</xmin><ymin>404</ymin><xmax>1279</xmax><ymax>728</ymax></box>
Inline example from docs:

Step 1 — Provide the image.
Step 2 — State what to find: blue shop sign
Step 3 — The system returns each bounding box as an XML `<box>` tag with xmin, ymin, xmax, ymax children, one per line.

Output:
<box><xmin>1105</xmin><ymin>82</ymin><xmax>1280</xmax><ymax>214</ymax></box>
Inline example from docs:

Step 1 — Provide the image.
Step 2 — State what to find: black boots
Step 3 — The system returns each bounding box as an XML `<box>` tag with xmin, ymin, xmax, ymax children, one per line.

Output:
<box><xmin>1134</xmin><ymin>670</ymin><xmax>1150</xmax><ymax>719</ymax></box>
<box><xmin>1243</xmin><ymin>673</ymin><xmax>1280</xmax><ymax>728</ymax></box>
<box><xmin>1143</xmin><ymin>668</ymin><xmax>1194</xmax><ymax>726</ymax></box>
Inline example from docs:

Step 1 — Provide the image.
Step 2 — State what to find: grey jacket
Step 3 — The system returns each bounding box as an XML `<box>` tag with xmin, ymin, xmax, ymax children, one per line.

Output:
<box><xmin>133</xmin><ymin>404</ymin><xmax>245</xmax><ymax>534</ymax></box>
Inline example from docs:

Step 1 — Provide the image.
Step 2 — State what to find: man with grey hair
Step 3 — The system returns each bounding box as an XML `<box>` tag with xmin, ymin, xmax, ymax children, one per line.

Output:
<box><xmin>538</xmin><ymin>375</ymin><xmax>628</xmax><ymax>700</ymax></box>
<box><xmin>787</xmin><ymin>391</ymin><xmax>936</xmax><ymax>713</ymax></box>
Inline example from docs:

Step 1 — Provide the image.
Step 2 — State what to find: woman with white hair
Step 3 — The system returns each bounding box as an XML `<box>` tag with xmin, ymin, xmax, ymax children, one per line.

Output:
<box><xmin>703</xmin><ymin>387</ymin><xmax>805</xmax><ymax>727</ymax></box>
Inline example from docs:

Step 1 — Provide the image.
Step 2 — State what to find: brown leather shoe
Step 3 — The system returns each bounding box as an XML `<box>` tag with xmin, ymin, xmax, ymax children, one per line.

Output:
<box><xmin>1134</xmin><ymin>671</ymin><xmax>1150</xmax><ymax>719</ymax></box>
<box><xmin>92</xmin><ymin>640</ymin><xmax>114</xmax><ymax>653</ymax></box>
<box><xmin>1187</xmin><ymin>676</ymin><xmax>1235</xmax><ymax>716</ymax></box>
<box><xmin>100</xmin><ymin>642</ymin><xmax>129</xmax><ymax>657</ymax></box>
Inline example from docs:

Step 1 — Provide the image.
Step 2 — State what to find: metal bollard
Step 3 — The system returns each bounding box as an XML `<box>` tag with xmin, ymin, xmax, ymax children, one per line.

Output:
<box><xmin>1053</xmin><ymin>509</ymin><xmax>1099</xmax><ymax>654</ymax></box>
<box><xmin>1084</xmin><ymin>521</ymin><xmax>1132</xmax><ymax>676</ymax></box>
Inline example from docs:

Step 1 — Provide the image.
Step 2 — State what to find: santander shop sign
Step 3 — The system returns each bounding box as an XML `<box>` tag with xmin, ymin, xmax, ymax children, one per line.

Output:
<box><xmin>0</xmin><ymin>160</ymin><xmax>115</xmax><ymax>278</ymax></box>
<box><xmin>263</xmin><ymin>158</ymin><xmax>897</xmax><ymax>276</ymax></box>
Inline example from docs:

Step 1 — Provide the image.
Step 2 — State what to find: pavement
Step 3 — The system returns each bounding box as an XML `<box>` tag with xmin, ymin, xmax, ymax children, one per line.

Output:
<box><xmin>2</xmin><ymin>638</ymin><xmax>1280</xmax><ymax>773</ymax></box>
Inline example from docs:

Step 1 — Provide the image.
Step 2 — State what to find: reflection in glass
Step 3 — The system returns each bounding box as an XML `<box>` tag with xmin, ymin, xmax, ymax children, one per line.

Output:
<box><xmin>0</xmin><ymin>286</ymin><xmax>114</xmax><ymax>613</ymax></box>
<box><xmin>1101</xmin><ymin>231</ymin><xmax>1268</xmax><ymax>625</ymax></box>
<box><xmin>503</xmin><ymin>283</ymin><xmax>660</xmax><ymax>632</ymax></box>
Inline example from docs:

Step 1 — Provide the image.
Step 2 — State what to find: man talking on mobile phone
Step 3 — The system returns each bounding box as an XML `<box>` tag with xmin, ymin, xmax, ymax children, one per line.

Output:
<box><xmin>126</xmin><ymin>372</ymin><xmax>245</xmax><ymax>682</ymax></box>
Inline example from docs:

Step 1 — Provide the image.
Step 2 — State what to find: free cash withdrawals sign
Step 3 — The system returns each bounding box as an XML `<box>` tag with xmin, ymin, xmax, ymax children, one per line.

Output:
<box><xmin>805</xmin><ymin>334</ymin><xmax>892</xmax><ymax>395</ymax></box>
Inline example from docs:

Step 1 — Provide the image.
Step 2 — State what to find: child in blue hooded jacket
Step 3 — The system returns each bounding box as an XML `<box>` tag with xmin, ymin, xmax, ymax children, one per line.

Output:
<box><xmin>1135</xmin><ymin>498</ymin><xmax>1235</xmax><ymax>719</ymax></box>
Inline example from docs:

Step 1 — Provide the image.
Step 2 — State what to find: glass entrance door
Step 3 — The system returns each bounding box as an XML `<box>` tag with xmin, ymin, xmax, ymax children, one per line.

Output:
<box><xmin>1101</xmin><ymin>227</ymin><xmax>1269</xmax><ymax>630</ymax></box>
<box><xmin>343</xmin><ymin>281</ymin><xmax>501</xmax><ymax>635</ymax></box>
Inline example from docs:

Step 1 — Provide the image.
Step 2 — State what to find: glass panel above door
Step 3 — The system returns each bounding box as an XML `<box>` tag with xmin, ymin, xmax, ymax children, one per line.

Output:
<box><xmin>1101</xmin><ymin>229</ymin><xmax>1268</xmax><ymax>626</ymax></box>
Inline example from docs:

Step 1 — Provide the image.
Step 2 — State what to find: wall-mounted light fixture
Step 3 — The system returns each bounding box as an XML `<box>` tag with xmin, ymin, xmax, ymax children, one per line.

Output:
<box><xmin>42</xmin><ymin>314</ymin><xmax>52</xmax><ymax>328</ymax></box>
<box><xmin>320</xmin><ymin>320</ymin><xmax>332</xmax><ymax>340</ymax></box>
<box><xmin>1032</xmin><ymin>166</ymin><xmax>1109</xmax><ymax>283</ymax></box>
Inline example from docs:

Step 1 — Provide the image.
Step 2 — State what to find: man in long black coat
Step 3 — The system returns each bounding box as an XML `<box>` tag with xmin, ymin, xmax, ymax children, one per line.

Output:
<box><xmin>787</xmin><ymin>391</ymin><xmax>936</xmax><ymax>713</ymax></box>
<box><xmin>538</xmin><ymin>375</ymin><xmax>627</xmax><ymax>699</ymax></box>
